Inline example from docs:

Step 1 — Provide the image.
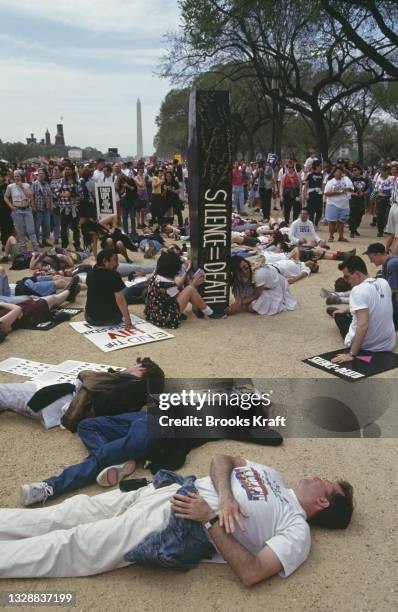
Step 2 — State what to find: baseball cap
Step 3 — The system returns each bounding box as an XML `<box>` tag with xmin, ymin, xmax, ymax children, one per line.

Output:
<box><xmin>363</xmin><ymin>243</ymin><xmax>386</xmax><ymax>255</ymax></box>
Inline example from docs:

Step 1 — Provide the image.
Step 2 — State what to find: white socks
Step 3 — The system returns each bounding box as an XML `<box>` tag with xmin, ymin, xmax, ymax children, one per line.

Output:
<box><xmin>202</xmin><ymin>306</ymin><xmax>214</xmax><ymax>316</ymax></box>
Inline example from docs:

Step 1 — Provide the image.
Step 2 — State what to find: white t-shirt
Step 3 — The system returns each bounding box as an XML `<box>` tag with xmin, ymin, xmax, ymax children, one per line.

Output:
<box><xmin>254</xmin><ymin>266</ymin><xmax>279</xmax><ymax>289</ymax></box>
<box><xmin>10</xmin><ymin>183</ymin><xmax>30</xmax><ymax>202</ymax></box>
<box><xmin>196</xmin><ymin>460</ymin><xmax>311</xmax><ymax>578</ymax></box>
<box><xmin>93</xmin><ymin>169</ymin><xmax>105</xmax><ymax>183</ymax></box>
<box><xmin>289</xmin><ymin>218</ymin><xmax>320</xmax><ymax>244</ymax></box>
<box><xmin>27</xmin><ymin>379</ymin><xmax>82</xmax><ymax>429</ymax></box>
<box><xmin>274</xmin><ymin>259</ymin><xmax>310</xmax><ymax>278</ymax></box>
<box><xmin>325</xmin><ymin>177</ymin><xmax>353</xmax><ymax>209</ymax></box>
<box><xmin>345</xmin><ymin>278</ymin><xmax>396</xmax><ymax>351</ymax></box>
<box><xmin>386</xmin><ymin>203</ymin><xmax>398</xmax><ymax>237</ymax></box>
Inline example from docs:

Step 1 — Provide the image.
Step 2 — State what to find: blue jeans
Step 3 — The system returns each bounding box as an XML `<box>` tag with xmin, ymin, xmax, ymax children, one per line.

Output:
<box><xmin>117</xmin><ymin>263</ymin><xmax>155</xmax><ymax>277</ymax></box>
<box><xmin>11</xmin><ymin>208</ymin><xmax>38</xmax><ymax>251</ymax></box>
<box><xmin>51</xmin><ymin>209</ymin><xmax>61</xmax><ymax>240</ymax></box>
<box><xmin>34</xmin><ymin>209</ymin><xmax>51</xmax><ymax>241</ymax></box>
<box><xmin>140</xmin><ymin>239</ymin><xmax>161</xmax><ymax>253</ymax></box>
<box><xmin>233</xmin><ymin>185</ymin><xmax>245</xmax><ymax>213</ymax></box>
<box><xmin>24</xmin><ymin>275</ymin><xmax>56</xmax><ymax>297</ymax></box>
<box><xmin>121</xmin><ymin>204</ymin><xmax>137</xmax><ymax>239</ymax></box>
<box><xmin>45</xmin><ymin>413</ymin><xmax>159</xmax><ymax>498</ymax></box>
<box><xmin>0</xmin><ymin>271</ymin><xmax>28</xmax><ymax>303</ymax></box>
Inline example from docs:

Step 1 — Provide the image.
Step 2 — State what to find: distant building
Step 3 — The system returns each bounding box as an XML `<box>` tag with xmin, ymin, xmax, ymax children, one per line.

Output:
<box><xmin>68</xmin><ymin>148</ymin><xmax>83</xmax><ymax>160</ymax></box>
<box><xmin>45</xmin><ymin>129</ymin><xmax>51</xmax><ymax>145</ymax></box>
<box><xmin>55</xmin><ymin>124</ymin><xmax>65</xmax><ymax>146</ymax></box>
<box><xmin>26</xmin><ymin>133</ymin><xmax>37</xmax><ymax>145</ymax></box>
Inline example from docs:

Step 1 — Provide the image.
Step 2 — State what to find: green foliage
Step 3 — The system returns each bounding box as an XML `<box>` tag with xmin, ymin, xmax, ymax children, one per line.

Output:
<box><xmin>372</xmin><ymin>82</ymin><xmax>398</xmax><ymax>121</ymax></box>
<box><xmin>0</xmin><ymin>142</ymin><xmax>104</xmax><ymax>163</ymax></box>
<box><xmin>153</xmin><ymin>88</ymin><xmax>190</xmax><ymax>157</ymax></box>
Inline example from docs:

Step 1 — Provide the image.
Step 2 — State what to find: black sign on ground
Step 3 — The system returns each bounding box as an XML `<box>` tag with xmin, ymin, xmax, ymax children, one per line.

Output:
<box><xmin>188</xmin><ymin>90</ymin><xmax>232</xmax><ymax>315</ymax></box>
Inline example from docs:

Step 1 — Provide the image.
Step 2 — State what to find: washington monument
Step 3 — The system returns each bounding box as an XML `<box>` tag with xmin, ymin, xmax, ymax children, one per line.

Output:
<box><xmin>136</xmin><ymin>98</ymin><xmax>143</xmax><ymax>158</ymax></box>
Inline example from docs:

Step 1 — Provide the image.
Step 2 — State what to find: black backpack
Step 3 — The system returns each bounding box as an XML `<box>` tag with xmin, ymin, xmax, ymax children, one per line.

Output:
<box><xmin>10</xmin><ymin>253</ymin><xmax>31</xmax><ymax>270</ymax></box>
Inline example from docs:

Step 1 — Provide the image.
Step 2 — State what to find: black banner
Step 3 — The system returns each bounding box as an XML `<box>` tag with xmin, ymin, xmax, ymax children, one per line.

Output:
<box><xmin>303</xmin><ymin>349</ymin><xmax>398</xmax><ymax>381</ymax></box>
<box><xmin>188</xmin><ymin>90</ymin><xmax>232</xmax><ymax>315</ymax></box>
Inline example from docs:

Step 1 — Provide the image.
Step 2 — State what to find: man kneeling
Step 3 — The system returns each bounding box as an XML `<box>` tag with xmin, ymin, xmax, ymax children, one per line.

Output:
<box><xmin>0</xmin><ymin>454</ymin><xmax>353</xmax><ymax>582</ymax></box>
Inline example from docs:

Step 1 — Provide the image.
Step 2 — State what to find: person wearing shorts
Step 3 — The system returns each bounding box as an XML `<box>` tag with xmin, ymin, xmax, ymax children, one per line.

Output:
<box><xmin>324</xmin><ymin>166</ymin><xmax>353</xmax><ymax>243</ymax></box>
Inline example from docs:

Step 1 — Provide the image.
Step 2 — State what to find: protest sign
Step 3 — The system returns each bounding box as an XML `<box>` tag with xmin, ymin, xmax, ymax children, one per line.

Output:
<box><xmin>70</xmin><ymin>315</ymin><xmax>174</xmax><ymax>352</ymax></box>
<box><xmin>95</xmin><ymin>182</ymin><xmax>117</xmax><ymax>217</ymax></box>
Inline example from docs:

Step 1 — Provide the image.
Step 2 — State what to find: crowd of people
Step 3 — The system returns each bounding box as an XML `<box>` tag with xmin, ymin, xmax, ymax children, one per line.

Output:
<box><xmin>1</xmin><ymin>148</ymin><xmax>398</xmax><ymax>583</ymax></box>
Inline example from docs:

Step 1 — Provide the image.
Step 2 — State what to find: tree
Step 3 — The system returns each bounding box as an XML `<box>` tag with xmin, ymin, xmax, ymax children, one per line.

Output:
<box><xmin>368</xmin><ymin>122</ymin><xmax>398</xmax><ymax>161</ymax></box>
<box><xmin>320</xmin><ymin>0</ymin><xmax>398</xmax><ymax>79</ymax></box>
<box><xmin>161</xmin><ymin>0</ymin><xmax>392</xmax><ymax>159</ymax></box>
<box><xmin>153</xmin><ymin>88</ymin><xmax>190</xmax><ymax>157</ymax></box>
<box><xmin>372</xmin><ymin>82</ymin><xmax>398</xmax><ymax>121</ymax></box>
<box><xmin>339</xmin><ymin>89</ymin><xmax>380</xmax><ymax>164</ymax></box>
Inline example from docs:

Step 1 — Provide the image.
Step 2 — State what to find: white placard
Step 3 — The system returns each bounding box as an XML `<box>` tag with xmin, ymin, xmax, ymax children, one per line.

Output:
<box><xmin>0</xmin><ymin>358</ymin><xmax>54</xmax><ymax>377</ymax></box>
<box><xmin>69</xmin><ymin>316</ymin><xmax>174</xmax><ymax>352</ymax></box>
<box><xmin>95</xmin><ymin>182</ymin><xmax>117</xmax><ymax>217</ymax></box>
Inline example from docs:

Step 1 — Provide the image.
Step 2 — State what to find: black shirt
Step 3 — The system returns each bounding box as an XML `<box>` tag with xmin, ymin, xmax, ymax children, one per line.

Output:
<box><xmin>307</xmin><ymin>171</ymin><xmax>323</xmax><ymax>191</ymax></box>
<box><xmin>85</xmin><ymin>267</ymin><xmax>126</xmax><ymax>323</ymax></box>
<box><xmin>351</xmin><ymin>176</ymin><xmax>369</xmax><ymax>204</ymax></box>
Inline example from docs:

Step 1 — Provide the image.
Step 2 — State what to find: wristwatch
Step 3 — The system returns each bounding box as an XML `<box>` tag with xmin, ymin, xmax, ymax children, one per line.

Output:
<box><xmin>204</xmin><ymin>514</ymin><xmax>219</xmax><ymax>530</ymax></box>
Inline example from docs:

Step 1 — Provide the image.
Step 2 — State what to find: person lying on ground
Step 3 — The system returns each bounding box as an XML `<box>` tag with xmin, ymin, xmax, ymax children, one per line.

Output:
<box><xmin>328</xmin><ymin>255</ymin><xmax>396</xmax><ymax>363</ymax></box>
<box><xmin>0</xmin><ymin>265</ymin><xmax>80</xmax><ymax>300</ymax></box>
<box><xmin>144</xmin><ymin>250</ymin><xmax>219</xmax><ymax>328</ymax></box>
<box><xmin>0</xmin><ymin>454</ymin><xmax>353</xmax><ymax>579</ymax></box>
<box><xmin>226</xmin><ymin>256</ymin><xmax>298</xmax><ymax>316</ymax></box>
<box><xmin>0</xmin><ymin>357</ymin><xmax>164</xmax><ymax>431</ymax></box>
<box><xmin>0</xmin><ymin>276</ymin><xmax>81</xmax><ymax>337</ymax></box>
<box><xmin>137</xmin><ymin>227</ymin><xmax>164</xmax><ymax>259</ymax></box>
<box><xmin>98</xmin><ymin>213</ymin><xmax>137</xmax><ymax>263</ymax></box>
<box><xmin>84</xmin><ymin>248</ymin><xmax>134</xmax><ymax>329</ymax></box>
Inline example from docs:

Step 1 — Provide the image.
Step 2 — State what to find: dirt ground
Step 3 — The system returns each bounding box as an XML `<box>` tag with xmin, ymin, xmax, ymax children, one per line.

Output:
<box><xmin>0</xmin><ymin>214</ymin><xmax>396</xmax><ymax>611</ymax></box>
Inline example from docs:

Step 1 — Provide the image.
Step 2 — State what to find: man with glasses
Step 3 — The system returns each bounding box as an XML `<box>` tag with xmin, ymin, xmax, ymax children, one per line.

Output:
<box><xmin>329</xmin><ymin>255</ymin><xmax>396</xmax><ymax>364</ymax></box>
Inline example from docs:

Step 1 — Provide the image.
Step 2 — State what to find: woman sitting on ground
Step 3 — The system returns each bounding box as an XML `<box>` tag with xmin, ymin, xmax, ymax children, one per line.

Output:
<box><xmin>225</xmin><ymin>256</ymin><xmax>298</xmax><ymax>316</ymax></box>
<box><xmin>144</xmin><ymin>251</ymin><xmax>217</xmax><ymax>328</ymax></box>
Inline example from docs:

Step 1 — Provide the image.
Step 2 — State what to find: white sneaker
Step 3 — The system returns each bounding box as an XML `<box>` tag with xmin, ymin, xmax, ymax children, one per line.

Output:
<box><xmin>320</xmin><ymin>288</ymin><xmax>335</xmax><ymax>299</ymax></box>
<box><xmin>20</xmin><ymin>482</ymin><xmax>54</xmax><ymax>506</ymax></box>
<box><xmin>96</xmin><ymin>460</ymin><xmax>136</xmax><ymax>487</ymax></box>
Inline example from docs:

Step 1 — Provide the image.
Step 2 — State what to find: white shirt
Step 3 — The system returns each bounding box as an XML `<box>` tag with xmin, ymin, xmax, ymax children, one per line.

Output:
<box><xmin>386</xmin><ymin>203</ymin><xmax>398</xmax><ymax>237</ymax></box>
<box><xmin>10</xmin><ymin>183</ymin><xmax>30</xmax><ymax>202</ymax></box>
<box><xmin>196</xmin><ymin>460</ymin><xmax>311</xmax><ymax>578</ymax></box>
<box><xmin>273</xmin><ymin>259</ymin><xmax>310</xmax><ymax>278</ymax></box>
<box><xmin>254</xmin><ymin>266</ymin><xmax>279</xmax><ymax>289</ymax></box>
<box><xmin>93</xmin><ymin>169</ymin><xmax>105</xmax><ymax>183</ymax></box>
<box><xmin>28</xmin><ymin>379</ymin><xmax>82</xmax><ymax>429</ymax></box>
<box><xmin>345</xmin><ymin>278</ymin><xmax>396</xmax><ymax>351</ymax></box>
<box><xmin>289</xmin><ymin>218</ymin><xmax>320</xmax><ymax>244</ymax></box>
<box><xmin>325</xmin><ymin>177</ymin><xmax>353</xmax><ymax>209</ymax></box>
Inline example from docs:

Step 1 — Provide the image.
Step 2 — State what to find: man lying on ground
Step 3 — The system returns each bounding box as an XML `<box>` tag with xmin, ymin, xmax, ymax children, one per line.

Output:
<box><xmin>0</xmin><ymin>265</ymin><xmax>80</xmax><ymax>301</ymax></box>
<box><xmin>0</xmin><ymin>276</ymin><xmax>81</xmax><ymax>339</ymax></box>
<box><xmin>0</xmin><ymin>454</ymin><xmax>353</xmax><ymax>580</ymax></box>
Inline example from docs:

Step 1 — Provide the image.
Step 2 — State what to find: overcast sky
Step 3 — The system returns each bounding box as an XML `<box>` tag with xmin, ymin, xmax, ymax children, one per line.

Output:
<box><xmin>0</xmin><ymin>0</ymin><xmax>181</xmax><ymax>156</ymax></box>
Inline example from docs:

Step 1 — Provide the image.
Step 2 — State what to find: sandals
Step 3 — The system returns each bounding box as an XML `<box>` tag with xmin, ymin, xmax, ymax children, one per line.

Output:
<box><xmin>338</xmin><ymin>237</ymin><xmax>350</xmax><ymax>242</ymax></box>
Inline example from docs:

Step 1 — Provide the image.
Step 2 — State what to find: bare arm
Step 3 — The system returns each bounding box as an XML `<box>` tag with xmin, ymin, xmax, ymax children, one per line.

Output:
<box><xmin>170</xmin><ymin>489</ymin><xmax>282</xmax><ymax>587</ymax></box>
<box><xmin>331</xmin><ymin>308</ymin><xmax>369</xmax><ymax>363</ymax></box>
<box><xmin>349</xmin><ymin>308</ymin><xmax>369</xmax><ymax>356</ymax></box>
<box><xmin>287</xmin><ymin>272</ymin><xmax>308</xmax><ymax>284</ymax></box>
<box><xmin>0</xmin><ymin>302</ymin><xmax>22</xmax><ymax>333</ymax></box>
<box><xmin>114</xmin><ymin>290</ymin><xmax>134</xmax><ymax>331</ymax></box>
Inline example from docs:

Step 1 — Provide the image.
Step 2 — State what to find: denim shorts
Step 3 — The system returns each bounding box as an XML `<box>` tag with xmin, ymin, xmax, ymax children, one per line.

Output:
<box><xmin>325</xmin><ymin>203</ymin><xmax>349</xmax><ymax>223</ymax></box>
